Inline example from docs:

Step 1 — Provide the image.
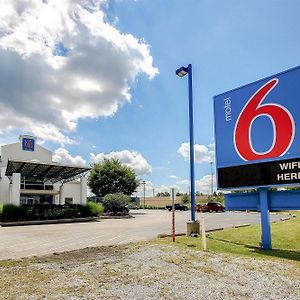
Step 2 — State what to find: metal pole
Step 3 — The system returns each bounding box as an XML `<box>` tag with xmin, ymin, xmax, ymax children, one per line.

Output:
<box><xmin>171</xmin><ymin>188</ymin><xmax>176</xmax><ymax>242</ymax></box>
<box><xmin>259</xmin><ymin>187</ymin><xmax>272</xmax><ymax>250</ymax></box>
<box><xmin>187</xmin><ymin>64</ymin><xmax>196</xmax><ymax>222</ymax></box>
<box><xmin>210</xmin><ymin>161</ymin><xmax>213</xmax><ymax>197</ymax></box>
<box><xmin>143</xmin><ymin>181</ymin><xmax>146</xmax><ymax>209</ymax></box>
<box><xmin>201</xmin><ymin>217</ymin><xmax>207</xmax><ymax>251</ymax></box>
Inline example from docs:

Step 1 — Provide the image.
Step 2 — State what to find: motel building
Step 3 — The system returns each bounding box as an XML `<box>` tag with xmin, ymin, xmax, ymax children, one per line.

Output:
<box><xmin>0</xmin><ymin>135</ymin><xmax>90</xmax><ymax>206</ymax></box>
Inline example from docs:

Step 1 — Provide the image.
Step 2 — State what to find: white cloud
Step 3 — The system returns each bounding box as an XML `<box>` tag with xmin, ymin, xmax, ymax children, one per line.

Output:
<box><xmin>196</xmin><ymin>174</ymin><xmax>216</xmax><ymax>195</ymax></box>
<box><xmin>169</xmin><ymin>175</ymin><xmax>178</xmax><ymax>179</ymax></box>
<box><xmin>53</xmin><ymin>147</ymin><xmax>86</xmax><ymax>166</ymax></box>
<box><xmin>0</xmin><ymin>0</ymin><xmax>158</xmax><ymax>144</ymax></box>
<box><xmin>134</xmin><ymin>180</ymin><xmax>155</xmax><ymax>197</ymax></box>
<box><xmin>176</xmin><ymin>179</ymin><xmax>190</xmax><ymax>187</ymax></box>
<box><xmin>133</xmin><ymin>182</ymin><xmax>173</xmax><ymax>198</ymax></box>
<box><xmin>90</xmin><ymin>150</ymin><xmax>152</xmax><ymax>175</ymax></box>
<box><xmin>208</xmin><ymin>142</ymin><xmax>215</xmax><ymax>150</ymax></box>
<box><xmin>176</xmin><ymin>176</ymin><xmax>218</xmax><ymax>195</ymax></box>
<box><xmin>155</xmin><ymin>184</ymin><xmax>171</xmax><ymax>194</ymax></box>
<box><xmin>177</xmin><ymin>142</ymin><xmax>215</xmax><ymax>163</ymax></box>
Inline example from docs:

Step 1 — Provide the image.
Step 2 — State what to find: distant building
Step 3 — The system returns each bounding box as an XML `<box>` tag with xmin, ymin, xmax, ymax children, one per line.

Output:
<box><xmin>0</xmin><ymin>135</ymin><xmax>90</xmax><ymax>206</ymax></box>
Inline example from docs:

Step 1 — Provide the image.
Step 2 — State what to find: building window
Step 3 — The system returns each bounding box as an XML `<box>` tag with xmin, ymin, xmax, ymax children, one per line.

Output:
<box><xmin>20</xmin><ymin>196</ymin><xmax>34</xmax><ymax>205</ymax></box>
<box><xmin>65</xmin><ymin>197</ymin><xmax>73</xmax><ymax>206</ymax></box>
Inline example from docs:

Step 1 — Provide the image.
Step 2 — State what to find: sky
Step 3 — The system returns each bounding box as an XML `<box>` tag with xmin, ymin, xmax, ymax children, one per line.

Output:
<box><xmin>0</xmin><ymin>0</ymin><xmax>300</xmax><ymax>196</ymax></box>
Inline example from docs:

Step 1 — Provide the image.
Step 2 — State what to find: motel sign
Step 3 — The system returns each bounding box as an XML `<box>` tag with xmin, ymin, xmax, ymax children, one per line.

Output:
<box><xmin>214</xmin><ymin>66</ymin><xmax>300</xmax><ymax>249</ymax></box>
<box><xmin>214</xmin><ymin>66</ymin><xmax>300</xmax><ymax>189</ymax></box>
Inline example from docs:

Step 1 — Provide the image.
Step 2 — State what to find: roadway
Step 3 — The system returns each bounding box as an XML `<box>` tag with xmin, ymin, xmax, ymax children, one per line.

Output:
<box><xmin>0</xmin><ymin>210</ymin><xmax>283</xmax><ymax>260</ymax></box>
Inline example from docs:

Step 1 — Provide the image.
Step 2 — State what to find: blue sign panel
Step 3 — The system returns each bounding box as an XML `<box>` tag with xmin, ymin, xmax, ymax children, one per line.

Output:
<box><xmin>214</xmin><ymin>66</ymin><xmax>300</xmax><ymax>189</ymax></box>
<box><xmin>22</xmin><ymin>138</ymin><xmax>35</xmax><ymax>152</ymax></box>
<box><xmin>225</xmin><ymin>190</ymin><xmax>300</xmax><ymax>211</ymax></box>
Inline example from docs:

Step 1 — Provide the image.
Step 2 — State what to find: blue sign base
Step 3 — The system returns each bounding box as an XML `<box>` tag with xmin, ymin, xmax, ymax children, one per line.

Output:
<box><xmin>225</xmin><ymin>189</ymin><xmax>300</xmax><ymax>250</ymax></box>
<box><xmin>225</xmin><ymin>189</ymin><xmax>300</xmax><ymax>211</ymax></box>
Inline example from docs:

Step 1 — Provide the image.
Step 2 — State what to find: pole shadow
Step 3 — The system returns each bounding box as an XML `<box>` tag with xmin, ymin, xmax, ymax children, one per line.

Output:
<box><xmin>208</xmin><ymin>237</ymin><xmax>300</xmax><ymax>262</ymax></box>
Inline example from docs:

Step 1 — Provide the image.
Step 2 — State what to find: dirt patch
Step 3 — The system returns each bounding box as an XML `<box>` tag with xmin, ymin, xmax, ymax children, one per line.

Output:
<box><xmin>0</xmin><ymin>242</ymin><xmax>299</xmax><ymax>300</ymax></box>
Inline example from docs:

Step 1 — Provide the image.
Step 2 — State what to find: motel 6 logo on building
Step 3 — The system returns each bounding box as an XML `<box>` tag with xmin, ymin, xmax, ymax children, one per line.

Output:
<box><xmin>22</xmin><ymin>137</ymin><xmax>35</xmax><ymax>152</ymax></box>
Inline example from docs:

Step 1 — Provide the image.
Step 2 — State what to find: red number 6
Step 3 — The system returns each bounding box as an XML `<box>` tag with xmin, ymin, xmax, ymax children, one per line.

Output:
<box><xmin>234</xmin><ymin>79</ymin><xmax>295</xmax><ymax>161</ymax></box>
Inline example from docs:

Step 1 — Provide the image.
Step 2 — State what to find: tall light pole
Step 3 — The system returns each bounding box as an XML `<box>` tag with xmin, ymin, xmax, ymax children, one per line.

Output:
<box><xmin>142</xmin><ymin>180</ymin><xmax>146</xmax><ymax>208</ymax></box>
<box><xmin>210</xmin><ymin>161</ymin><xmax>214</xmax><ymax>197</ymax></box>
<box><xmin>176</xmin><ymin>64</ymin><xmax>196</xmax><ymax>222</ymax></box>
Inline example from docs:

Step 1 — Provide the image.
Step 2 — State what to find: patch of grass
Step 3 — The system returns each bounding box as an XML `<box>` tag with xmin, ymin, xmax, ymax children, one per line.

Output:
<box><xmin>86</xmin><ymin>201</ymin><xmax>104</xmax><ymax>216</ymax></box>
<box><xmin>0</xmin><ymin>260</ymin><xmax>24</xmax><ymax>268</ymax></box>
<box><xmin>159</xmin><ymin>212</ymin><xmax>300</xmax><ymax>264</ymax></box>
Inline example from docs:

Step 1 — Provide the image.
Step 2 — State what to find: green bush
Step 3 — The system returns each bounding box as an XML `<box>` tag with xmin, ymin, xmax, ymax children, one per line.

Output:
<box><xmin>86</xmin><ymin>201</ymin><xmax>104</xmax><ymax>217</ymax></box>
<box><xmin>1</xmin><ymin>203</ymin><xmax>104</xmax><ymax>222</ymax></box>
<box><xmin>102</xmin><ymin>193</ymin><xmax>130</xmax><ymax>215</ymax></box>
<box><xmin>47</xmin><ymin>206</ymin><xmax>65</xmax><ymax>219</ymax></box>
<box><xmin>2</xmin><ymin>204</ymin><xmax>27</xmax><ymax>221</ymax></box>
<box><xmin>63</xmin><ymin>207</ymin><xmax>79</xmax><ymax>219</ymax></box>
<box><xmin>181</xmin><ymin>194</ymin><xmax>190</xmax><ymax>204</ymax></box>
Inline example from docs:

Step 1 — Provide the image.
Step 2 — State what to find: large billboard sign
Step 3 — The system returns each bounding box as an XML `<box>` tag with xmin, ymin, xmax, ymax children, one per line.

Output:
<box><xmin>214</xmin><ymin>66</ymin><xmax>300</xmax><ymax>189</ymax></box>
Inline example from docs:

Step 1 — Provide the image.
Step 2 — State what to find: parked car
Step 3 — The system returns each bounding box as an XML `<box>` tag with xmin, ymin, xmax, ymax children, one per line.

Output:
<box><xmin>196</xmin><ymin>202</ymin><xmax>225</xmax><ymax>213</ymax></box>
<box><xmin>166</xmin><ymin>203</ymin><xmax>188</xmax><ymax>211</ymax></box>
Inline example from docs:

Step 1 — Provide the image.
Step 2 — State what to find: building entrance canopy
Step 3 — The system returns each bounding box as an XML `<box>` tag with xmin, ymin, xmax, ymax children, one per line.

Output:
<box><xmin>5</xmin><ymin>160</ymin><xmax>90</xmax><ymax>183</ymax></box>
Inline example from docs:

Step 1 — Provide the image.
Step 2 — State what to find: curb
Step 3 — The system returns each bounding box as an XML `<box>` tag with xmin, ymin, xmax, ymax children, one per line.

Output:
<box><xmin>206</xmin><ymin>228</ymin><xmax>224</xmax><ymax>232</ymax></box>
<box><xmin>157</xmin><ymin>214</ymin><xmax>295</xmax><ymax>239</ymax></box>
<box><xmin>157</xmin><ymin>227</ymin><xmax>225</xmax><ymax>238</ymax></box>
<box><xmin>1</xmin><ymin>214</ymin><xmax>135</xmax><ymax>226</ymax></box>
<box><xmin>157</xmin><ymin>233</ymin><xmax>186</xmax><ymax>238</ymax></box>
<box><xmin>233</xmin><ymin>224</ymin><xmax>251</xmax><ymax>228</ymax></box>
<box><xmin>1</xmin><ymin>217</ymin><xmax>101</xmax><ymax>227</ymax></box>
<box><xmin>99</xmin><ymin>215</ymin><xmax>133</xmax><ymax>220</ymax></box>
<box><xmin>279</xmin><ymin>217</ymin><xmax>291</xmax><ymax>221</ymax></box>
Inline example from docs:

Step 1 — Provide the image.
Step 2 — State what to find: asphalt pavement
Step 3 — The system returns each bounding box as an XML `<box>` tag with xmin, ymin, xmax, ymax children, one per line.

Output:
<box><xmin>0</xmin><ymin>210</ymin><xmax>284</xmax><ymax>260</ymax></box>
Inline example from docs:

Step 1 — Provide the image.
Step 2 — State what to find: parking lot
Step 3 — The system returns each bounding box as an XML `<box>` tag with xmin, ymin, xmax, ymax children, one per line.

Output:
<box><xmin>0</xmin><ymin>210</ymin><xmax>283</xmax><ymax>260</ymax></box>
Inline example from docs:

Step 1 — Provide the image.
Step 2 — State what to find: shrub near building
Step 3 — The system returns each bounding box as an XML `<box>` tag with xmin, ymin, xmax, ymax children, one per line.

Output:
<box><xmin>102</xmin><ymin>193</ymin><xmax>130</xmax><ymax>216</ymax></box>
<box><xmin>86</xmin><ymin>201</ymin><xmax>104</xmax><ymax>216</ymax></box>
<box><xmin>0</xmin><ymin>202</ymin><xmax>104</xmax><ymax>222</ymax></box>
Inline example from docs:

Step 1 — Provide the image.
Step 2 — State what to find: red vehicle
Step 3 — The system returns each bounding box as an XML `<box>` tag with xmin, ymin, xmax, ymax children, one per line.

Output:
<box><xmin>196</xmin><ymin>202</ymin><xmax>225</xmax><ymax>213</ymax></box>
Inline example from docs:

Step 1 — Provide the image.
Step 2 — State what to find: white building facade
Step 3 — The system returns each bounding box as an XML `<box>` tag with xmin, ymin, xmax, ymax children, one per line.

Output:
<box><xmin>0</xmin><ymin>135</ymin><xmax>90</xmax><ymax>206</ymax></box>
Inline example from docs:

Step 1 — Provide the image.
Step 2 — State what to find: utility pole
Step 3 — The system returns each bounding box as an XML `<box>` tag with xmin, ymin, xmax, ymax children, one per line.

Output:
<box><xmin>142</xmin><ymin>180</ymin><xmax>146</xmax><ymax>208</ymax></box>
<box><xmin>210</xmin><ymin>161</ymin><xmax>214</xmax><ymax>197</ymax></box>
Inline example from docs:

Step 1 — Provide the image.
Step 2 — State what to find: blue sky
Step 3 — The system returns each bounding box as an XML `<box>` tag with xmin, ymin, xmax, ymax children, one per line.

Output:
<box><xmin>1</xmin><ymin>0</ymin><xmax>300</xmax><ymax>195</ymax></box>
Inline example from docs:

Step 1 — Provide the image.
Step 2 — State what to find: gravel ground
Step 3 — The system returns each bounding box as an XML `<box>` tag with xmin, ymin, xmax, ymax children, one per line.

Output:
<box><xmin>0</xmin><ymin>242</ymin><xmax>299</xmax><ymax>300</ymax></box>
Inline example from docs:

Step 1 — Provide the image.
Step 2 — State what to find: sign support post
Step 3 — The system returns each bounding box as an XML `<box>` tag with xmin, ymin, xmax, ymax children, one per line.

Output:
<box><xmin>171</xmin><ymin>188</ymin><xmax>176</xmax><ymax>242</ymax></box>
<box><xmin>259</xmin><ymin>187</ymin><xmax>272</xmax><ymax>250</ymax></box>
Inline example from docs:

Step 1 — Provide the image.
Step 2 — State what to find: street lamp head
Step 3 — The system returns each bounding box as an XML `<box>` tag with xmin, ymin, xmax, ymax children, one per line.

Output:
<box><xmin>176</xmin><ymin>66</ymin><xmax>188</xmax><ymax>77</ymax></box>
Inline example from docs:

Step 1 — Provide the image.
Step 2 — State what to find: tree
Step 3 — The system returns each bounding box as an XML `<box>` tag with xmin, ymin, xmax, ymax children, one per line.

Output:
<box><xmin>181</xmin><ymin>193</ymin><xmax>190</xmax><ymax>204</ymax></box>
<box><xmin>88</xmin><ymin>158</ymin><xmax>139</xmax><ymax>197</ymax></box>
<box><xmin>285</xmin><ymin>186</ymin><xmax>300</xmax><ymax>190</ymax></box>
<box><xmin>156</xmin><ymin>192</ymin><xmax>170</xmax><ymax>197</ymax></box>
